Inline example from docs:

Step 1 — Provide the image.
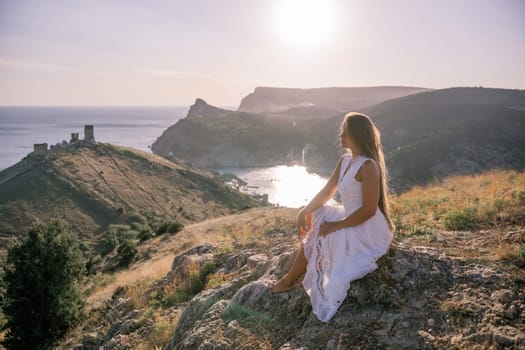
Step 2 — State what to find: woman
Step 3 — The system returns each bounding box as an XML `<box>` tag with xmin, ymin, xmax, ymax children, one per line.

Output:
<box><xmin>270</xmin><ymin>112</ymin><xmax>395</xmax><ymax>322</ymax></box>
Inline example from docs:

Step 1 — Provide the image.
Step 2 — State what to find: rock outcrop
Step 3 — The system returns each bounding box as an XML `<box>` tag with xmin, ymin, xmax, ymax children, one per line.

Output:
<box><xmin>162</xmin><ymin>240</ymin><xmax>524</xmax><ymax>349</ymax></box>
<box><xmin>72</xmin><ymin>225</ymin><xmax>524</xmax><ymax>349</ymax></box>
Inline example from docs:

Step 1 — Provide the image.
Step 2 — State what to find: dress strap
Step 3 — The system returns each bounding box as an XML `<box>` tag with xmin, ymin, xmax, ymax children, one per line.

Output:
<box><xmin>338</xmin><ymin>154</ymin><xmax>352</xmax><ymax>181</ymax></box>
<box><xmin>347</xmin><ymin>156</ymin><xmax>372</xmax><ymax>180</ymax></box>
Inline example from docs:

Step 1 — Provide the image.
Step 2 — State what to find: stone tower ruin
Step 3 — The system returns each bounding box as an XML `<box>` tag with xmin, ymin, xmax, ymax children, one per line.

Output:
<box><xmin>70</xmin><ymin>132</ymin><xmax>79</xmax><ymax>143</ymax></box>
<box><xmin>33</xmin><ymin>143</ymin><xmax>48</xmax><ymax>155</ymax></box>
<box><xmin>84</xmin><ymin>125</ymin><xmax>95</xmax><ymax>143</ymax></box>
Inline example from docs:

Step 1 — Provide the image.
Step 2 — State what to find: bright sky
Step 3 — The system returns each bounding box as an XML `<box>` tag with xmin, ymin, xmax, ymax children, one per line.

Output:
<box><xmin>1</xmin><ymin>0</ymin><xmax>524</xmax><ymax>106</ymax></box>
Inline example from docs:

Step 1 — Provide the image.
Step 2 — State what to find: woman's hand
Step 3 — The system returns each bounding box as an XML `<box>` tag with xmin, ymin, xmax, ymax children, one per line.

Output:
<box><xmin>319</xmin><ymin>221</ymin><xmax>341</xmax><ymax>237</ymax></box>
<box><xmin>296</xmin><ymin>209</ymin><xmax>310</xmax><ymax>238</ymax></box>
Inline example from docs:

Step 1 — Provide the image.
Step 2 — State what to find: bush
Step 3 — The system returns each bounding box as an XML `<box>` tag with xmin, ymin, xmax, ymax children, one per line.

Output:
<box><xmin>1</xmin><ymin>221</ymin><xmax>85</xmax><ymax>349</ymax></box>
<box><xmin>109</xmin><ymin>224</ymin><xmax>134</xmax><ymax>239</ymax></box>
<box><xmin>117</xmin><ymin>239</ymin><xmax>138</xmax><ymax>267</ymax></box>
<box><xmin>161</xmin><ymin>262</ymin><xmax>217</xmax><ymax>308</ymax></box>
<box><xmin>519</xmin><ymin>244</ymin><xmax>525</xmax><ymax>266</ymax></box>
<box><xmin>517</xmin><ymin>190</ymin><xmax>525</xmax><ymax>205</ymax></box>
<box><xmin>0</xmin><ymin>310</ymin><xmax>6</xmax><ymax>332</ymax></box>
<box><xmin>128</xmin><ymin>211</ymin><xmax>147</xmax><ymax>224</ymax></box>
<box><xmin>223</xmin><ymin>302</ymin><xmax>273</xmax><ymax>327</ymax></box>
<box><xmin>161</xmin><ymin>289</ymin><xmax>194</xmax><ymax>307</ymax></box>
<box><xmin>443</xmin><ymin>207</ymin><xmax>478</xmax><ymax>230</ymax></box>
<box><xmin>101</xmin><ymin>230</ymin><xmax>118</xmax><ymax>256</ymax></box>
<box><xmin>156</xmin><ymin>220</ymin><xmax>184</xmax><ymax>235</ymax></box>
<box><xmin>187</xmin><ymin>262</ymin><xmax>217</xmax><ymax>295</ymax></box>
<box><xmin>138</xmin><ymin>225</ymin><xmax>155</xmax><ymax>242</ymax></box>
<box><xmin>493</xmin><ymin>199</ymin><xmax>510</xmax><ymax>212</ymax></box>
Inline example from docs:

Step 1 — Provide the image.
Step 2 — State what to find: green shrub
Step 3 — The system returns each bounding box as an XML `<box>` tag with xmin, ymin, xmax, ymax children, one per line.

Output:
<box><xmin>156</xmin><ymin>220</ymin><xmax>184</xmax><ymax>235</ymax></box>
<box><xmin>138</xmin><ymin>226</ymin><xmax>155</xmax><ymax>242</ymax></box>
<box><xmin>101</xmin><ymin>231</ymin><xmax>118</xmax><ymax>256</ymax></box>
<box><xmin>443</xmin><ymin>207</ymin><xmax>478</xmax><ymax>230</ymax></box>
<box><xmin>161</xmin><ymin>262</ymin><xmax>217</xmax><ymax>308</ymax></box>
<box><xmin>129</xmin><ymin>222</ymin><xmax>144</xmax><ymax>231</ymax></box>
<box><xmin>517</xmin><ymin>190</ymin><xmax>525</xmax><ymax>205</ymax></box>
<box><xmin>161</xmin><ymin>289</ymin><xmax>194</xmax><ymax>307</ymax></box>
<box><xmin>85</xmin><ymin>253</ymin><xmax>102</xmax><ymax>272</ymax></box>
<box><xmin>185</xmin><ymin>262</ymin><xmax>216</xmax><ymax>295</ymax></box>
<box><xmin>223</xmin><ymin>302</ymin><xmax>273</xmax><ymax>326</ymax></box>
<box><xmin>493</xmin><ymin>199</ymin><xmax>510</xmax><ymax>212</ymax></box>
<box><xmin>1</xmin><ymin>221</ymin><xmax>85</xmax><ymax>349</ymax></box>
<box><xmin>109</xmin><ymin>224</ymin><xmax>134</xmax><ymax>239</ymax></box>
<box><xmin>0</xmin><ymin>310</ymin><xmax>6</xmax><ymax>332</ymax></box>
<box><xmin>117</xmin><ymin>239</ymin><xmax>138</xmax><ymax>267</ymax></box>
<box><xmin>519</xmin><ymin>244</ymin><xmax>525</xmax><ymax>265</ymax></box>
<box><xmin>128</xmin><ymin>212</ymin><xmax>147</xmax><ymax>224</ymax></box>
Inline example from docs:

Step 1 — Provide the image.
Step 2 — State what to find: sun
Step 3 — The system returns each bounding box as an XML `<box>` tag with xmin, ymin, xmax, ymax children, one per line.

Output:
<box><xmin>271</xmin><ymin>0</ymin><xmax>338</xmax><ymax>49</ymax></box>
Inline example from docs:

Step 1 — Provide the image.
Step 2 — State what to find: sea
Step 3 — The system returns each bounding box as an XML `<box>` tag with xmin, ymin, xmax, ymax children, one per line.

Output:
<box><xmin>0</xmin><ymin>106</ymin><xmax>330</xmax><ymax>208</ymax></box>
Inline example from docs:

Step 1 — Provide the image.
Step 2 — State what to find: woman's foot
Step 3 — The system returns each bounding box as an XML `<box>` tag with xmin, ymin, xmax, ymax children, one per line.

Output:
<box><xmin>268</xmin><ymin>277</ymin><xmax>301</xmax><ymax>294</ymax></box>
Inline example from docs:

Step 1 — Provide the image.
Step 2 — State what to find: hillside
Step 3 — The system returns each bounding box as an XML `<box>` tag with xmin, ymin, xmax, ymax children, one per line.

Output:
<box><xmin>52</xmin><ymin>170</ymin><xmax>525</xmax><ymax>349</ymax></box>
<box><xmin>152</xmin><ymin>99</ymin><xmax>303</xmax><ymax>167</ymax></box>
<box><xmin>238</xmin><ymin>86</ymin><xmax>430</xmax><ymax>114</ymax></box>
<box><xmin>153</xmin><ymin>87</ymin><xmax>525</xmax><ymax>190</ymax></box>
<box><xmin>0</xmin><ymin>142</ymin><xmax>261</xmax><ymax>251</ymax></box>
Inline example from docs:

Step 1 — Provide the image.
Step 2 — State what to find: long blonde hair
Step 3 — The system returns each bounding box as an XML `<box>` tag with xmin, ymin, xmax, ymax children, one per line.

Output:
<box><xmin>343</xmin><ymin>112</ymin><xmax>395</xmax><ymax>231</ymax></box>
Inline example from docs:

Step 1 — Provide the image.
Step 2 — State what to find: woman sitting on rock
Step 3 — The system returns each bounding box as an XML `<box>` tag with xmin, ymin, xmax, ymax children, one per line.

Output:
<box><xmin>270</xmin><ymin>112</ymin><xmax>395</xmax><ymax>322</ymax></box>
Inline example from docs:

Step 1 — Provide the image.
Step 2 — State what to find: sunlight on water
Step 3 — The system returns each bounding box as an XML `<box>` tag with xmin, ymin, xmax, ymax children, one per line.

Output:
<box><xmin>221</xmin><ymin>165</ymin><xmax>335</xmax><ymax>208</ymax></box>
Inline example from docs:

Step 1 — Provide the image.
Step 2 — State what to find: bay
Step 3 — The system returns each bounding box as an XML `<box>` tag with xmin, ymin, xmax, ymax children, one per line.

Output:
<box><xmin>218</xmin><ymin>165</ymin><xmax>333</xmax><ymax>208</ymax></box>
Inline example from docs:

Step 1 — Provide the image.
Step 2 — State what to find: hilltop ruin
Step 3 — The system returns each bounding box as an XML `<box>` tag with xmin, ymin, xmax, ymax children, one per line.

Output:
<box><xmin>33</xmin><ymin>125</ymin><xmax>95</xmax><ymax>155</ymax></box>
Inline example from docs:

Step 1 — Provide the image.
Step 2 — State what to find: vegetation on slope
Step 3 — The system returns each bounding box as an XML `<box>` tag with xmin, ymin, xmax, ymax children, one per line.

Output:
<box><xmin>1</xmin><ymin>222</ymin><xmax>85</xmax><ymax>350</ymax></box>
<box><xmin>0</xmin><ymin>143</ymin><xmax>261</xmax><ymax>254</ymax></box>
<box><xmin>392</xmin><ymin>169</ymin><xmax>525</xmax><ymax>271</ymax></box>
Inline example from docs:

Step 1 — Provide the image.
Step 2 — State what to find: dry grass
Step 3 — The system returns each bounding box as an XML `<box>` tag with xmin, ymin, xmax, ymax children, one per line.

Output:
<box><xmin>87</xmin><ymin>254</ymin><xmax>173</xmax><ymax>307</ymax></box>
<box><xmin>86</xmin><ymin>170</ymin><xmax>524</xmax><ymax>307</ymax></box>
<box><xmin>392</xmin><ymin>170</ymin><xmax>525</xmax><ymax>278</ymax></box>
<box><xmin>87</xmin><ymin>207</ymin><xmax>296</xmax><ymax>307</ymax></box>
<box><xmin>75</xmin><ymin>207</ymin><xmax>296</xmax><ymax>349</ymax></box>
<box><xmin>136</xmin><ymin>316</ymin><xmax>179</xmax><ymax>350</ymax></box>
<box><xmin>391</xmin><ymin>169</ymin><xmax>525</xmax><ymax>234</ymax></box>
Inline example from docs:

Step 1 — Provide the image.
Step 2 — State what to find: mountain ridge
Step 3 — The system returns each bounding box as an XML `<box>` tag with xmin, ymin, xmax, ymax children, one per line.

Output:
<box><xmin>238</xmin><ymin>86</ymin><xmax>431</xmax><ymax>114</ymax></box>
<box><xmin>152</xmin><ymin>87</ymin><xmax>525</xmax><ymax>190</ymax></box>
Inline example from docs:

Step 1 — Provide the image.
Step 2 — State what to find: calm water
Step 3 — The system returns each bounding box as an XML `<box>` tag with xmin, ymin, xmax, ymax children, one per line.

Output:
<box><xmin>218</xmin><ymin>165</ymin><xmax>333</xmax><ymax>208</ymax></box>
<box><xmin>0</xmin><ymin>106</ymin><xmax>331</xmax><ymax>208</ymax></box>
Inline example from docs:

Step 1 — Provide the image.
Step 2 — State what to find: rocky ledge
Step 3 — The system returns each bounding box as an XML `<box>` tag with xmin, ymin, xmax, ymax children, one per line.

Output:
<box><xmin>77</xmin><ymin>231</ymin><xmax>524</xmax><ymax>349</ymax></box>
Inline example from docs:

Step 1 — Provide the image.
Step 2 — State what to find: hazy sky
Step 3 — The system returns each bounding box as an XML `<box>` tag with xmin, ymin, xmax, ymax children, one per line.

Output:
<box><xmin>1</xmin><ymin>0</ymin><xmax>524</xmax><ymax>106</ymax></box>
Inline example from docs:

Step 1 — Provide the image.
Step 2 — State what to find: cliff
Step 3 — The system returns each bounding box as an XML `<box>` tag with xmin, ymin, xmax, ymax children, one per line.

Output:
<box><xmin>152</xmin><ymin>99</ymin><xmax>303</xmax><ymax>168</ymax></box>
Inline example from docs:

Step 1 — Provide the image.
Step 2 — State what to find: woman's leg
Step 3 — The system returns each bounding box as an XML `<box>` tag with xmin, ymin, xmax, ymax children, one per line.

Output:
<box><xmin>270</xmin><ymin>245</ymin><xmax>307</xmax><ymax>293</ymax></box>
<box><xmin>270</xmin><ymin>211</ymin><xmax>312</xmax><ymax>293</ymax></box>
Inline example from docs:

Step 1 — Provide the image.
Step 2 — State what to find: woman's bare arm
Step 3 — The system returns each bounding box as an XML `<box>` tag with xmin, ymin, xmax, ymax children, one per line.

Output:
<box><xmin>318</xmin><ymin>159</ymin><xmax>380</xmax><ymax>236</ymax></box>
<box><xmin>297</xmin><ymin>156</ymin><xmax>344</xmax><ymax>236</ymax></box>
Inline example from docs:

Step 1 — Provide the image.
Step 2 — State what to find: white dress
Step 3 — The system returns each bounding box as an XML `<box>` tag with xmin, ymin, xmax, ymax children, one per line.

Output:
<box><xmin>302</xmin><ymin>154</ymin><xmax>393</xmax><ymax>322</ymax></box>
